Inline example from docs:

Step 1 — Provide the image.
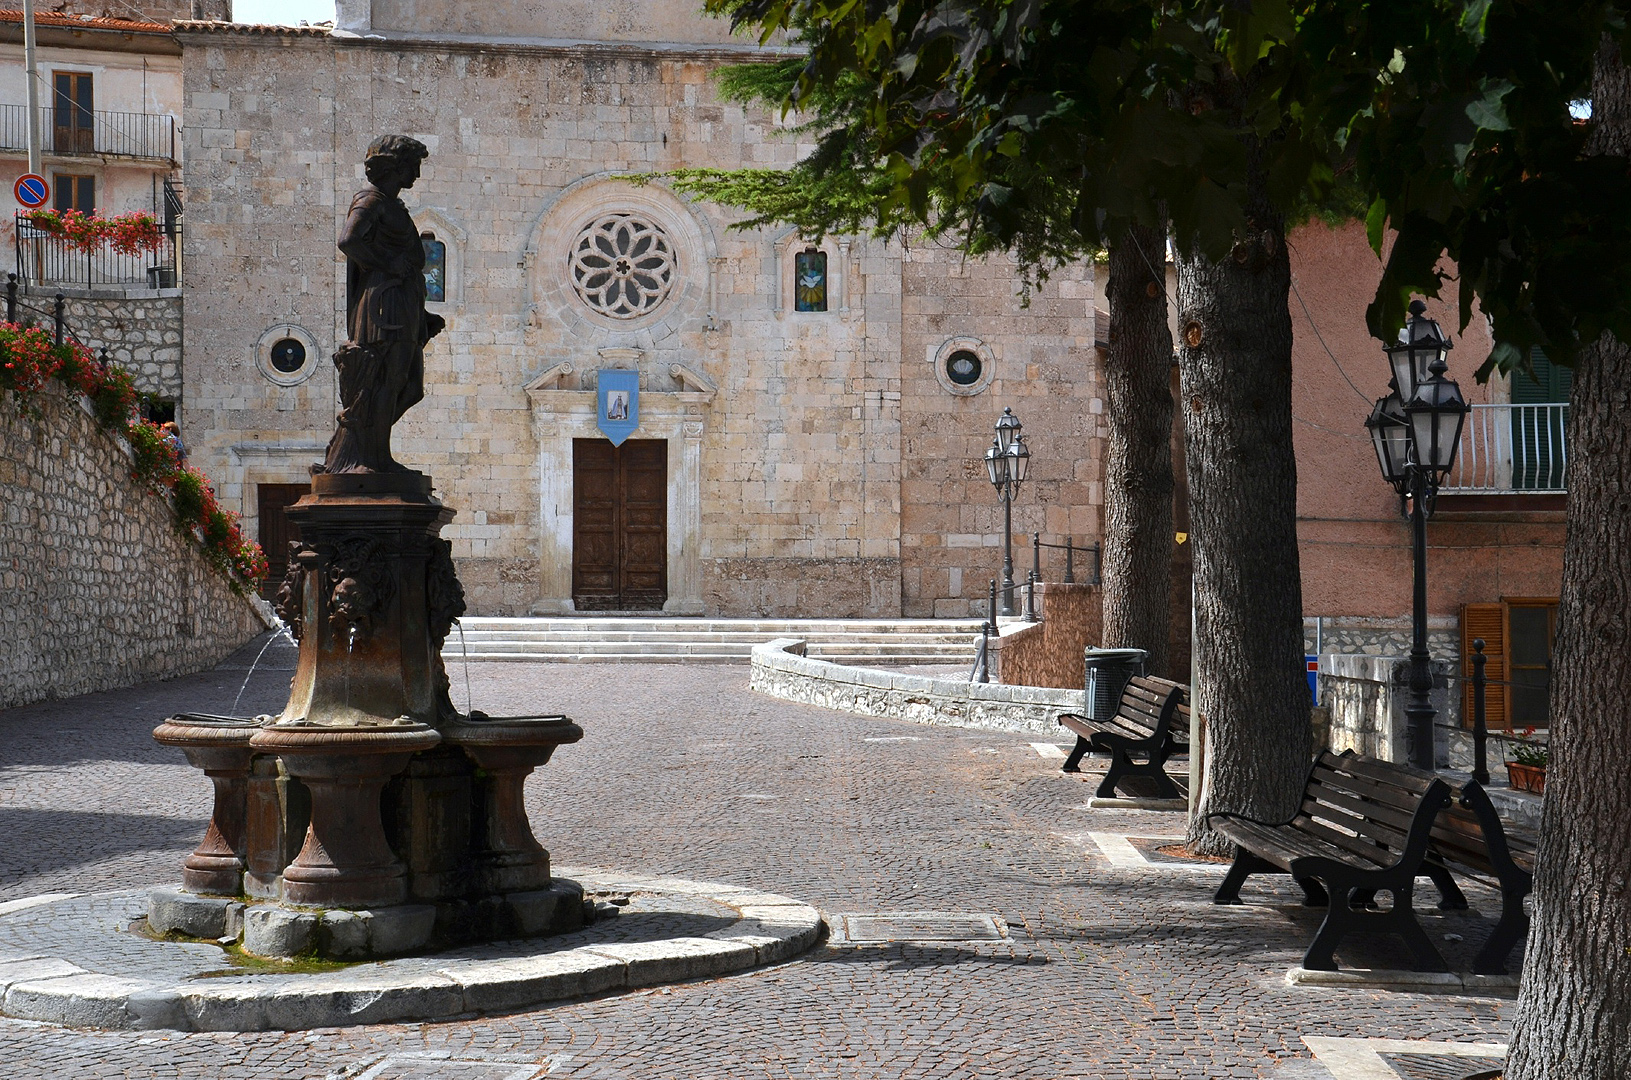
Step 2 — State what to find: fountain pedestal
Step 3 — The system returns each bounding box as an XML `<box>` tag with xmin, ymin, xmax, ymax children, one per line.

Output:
<box><xmin>151</xmin><ymin>472</ymin><xmax>587</xmax><ymax>957</ymax></box>
<box><xmin>151</xmin><ymin>716</ymin><xmax>259</xmax><ymax>897</ymax></box>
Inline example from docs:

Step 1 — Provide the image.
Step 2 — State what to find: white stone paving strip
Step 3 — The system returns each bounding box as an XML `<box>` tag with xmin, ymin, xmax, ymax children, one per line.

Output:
<box><xmin>0</xmin><ymin>872</ymin><xmax>824</xmax><ymax>1033</ymax></box>
<box><xmin>1029</xmin><ymin>742</ymin><xmax>1067</xmax><ymax>759</ymax></box>
<box><xmin>1302</xmin><ymin>1037</ymin><xmax>1506</xmax><ymax>1080</ymax></box>
<box><xmin>1079</xmin><ymin>833</ymin><xmax>1219</xmax><ymax>872</ymax></box>
<box><xmin>0</xmin><ymin>894</ymin><xmax>78</xmax><ymax>917</ymax></box>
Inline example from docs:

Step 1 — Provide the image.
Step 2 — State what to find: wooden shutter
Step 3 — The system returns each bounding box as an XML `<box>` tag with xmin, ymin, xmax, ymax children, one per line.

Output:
<box><xmin>1462</xmin><ymin>603</ymin><xmax>1508</xmax><ymax>730</ymax></box>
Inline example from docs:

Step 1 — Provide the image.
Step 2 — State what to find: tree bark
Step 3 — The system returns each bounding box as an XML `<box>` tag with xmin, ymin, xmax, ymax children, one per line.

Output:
<box><xmin>1176</xmin><ymin>150</ymin><xmax>1311</xmax><ymax>854</ymax></box>
<box><xmin>1505</xmin><ymin>41</ymin><xmax>1631</xmax><ymax>1080</ymax></box>
<box><xmin>1101</xmin><ymin>224</ymin><xmax>1176</xmax><ymax>677</ymax></box>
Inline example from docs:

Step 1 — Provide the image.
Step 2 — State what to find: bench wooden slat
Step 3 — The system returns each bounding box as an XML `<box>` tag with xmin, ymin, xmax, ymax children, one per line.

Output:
<box><xmin>1323</xmin><ymin>753</ymin><xmax>1440</xmax><ymax>796</ymax></box>
<box><xmin>1304</xmin><ymin>783</ymin><xmax>1423</xmax><ymax>839</ymax></box>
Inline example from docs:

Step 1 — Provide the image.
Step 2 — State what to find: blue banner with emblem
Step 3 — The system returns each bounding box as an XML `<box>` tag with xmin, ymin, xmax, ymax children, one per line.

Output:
<box><xmin>596</xmin><ymin>369</ymin><xmax>640</xmax><ymax>446</ymax></box>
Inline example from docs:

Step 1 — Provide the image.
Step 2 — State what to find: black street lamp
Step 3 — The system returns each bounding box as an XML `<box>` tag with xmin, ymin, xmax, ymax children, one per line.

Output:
<box><xmin>984</xmin><ymin>407</ymin><xmax>1031</xmax><ymax>616</ymax></box>
<box><xmin>1365</xmin><ymin>300</ymin><xmax>1470</xmax><ymax>769</ymax></box>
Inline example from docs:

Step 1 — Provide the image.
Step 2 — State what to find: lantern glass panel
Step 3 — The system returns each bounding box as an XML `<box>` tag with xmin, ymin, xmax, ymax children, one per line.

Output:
<box><xmin>1365</xmin><ymin>393</ymin><xmax>1411</xmax><ymax>485</ymax></box>
<box><xmin>985</xmin><ymin>442</ymin><xmax>1007</xmax><ymax>487</ymax></box>
<box><xmin>1008</xmin><ymin>438</ymin><xmax>1030</xmax><ymax>484</ymax></box>
<box><xmin>995</xmin><ymin>408</ymin><xmax>1021</xmax><ymax>453</ymax></box>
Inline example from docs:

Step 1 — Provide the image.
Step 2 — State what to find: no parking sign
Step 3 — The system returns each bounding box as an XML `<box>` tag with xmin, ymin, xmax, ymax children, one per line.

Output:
<box><xmin>14</xmin><ymin>174</ymin><xmax>48</xmax><ymax>209</ymax></box>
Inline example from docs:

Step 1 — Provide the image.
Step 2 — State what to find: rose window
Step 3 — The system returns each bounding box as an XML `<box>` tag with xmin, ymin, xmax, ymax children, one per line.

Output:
<box><xmin>569</xmin><ymin>213</ymin><xmax>677</xmax><ymax>319</ymax></box>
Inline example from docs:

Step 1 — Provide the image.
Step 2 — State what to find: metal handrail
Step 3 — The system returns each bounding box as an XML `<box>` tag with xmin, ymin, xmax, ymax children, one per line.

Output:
<box><xmin>1442</xmin><ymin>402</ymin><xmax>1569</xmax><ymax>494</ymax></box>
<box><xmin>0</xmin><ymin>103</ymin><xmax>176</xmax><ymax>161</ymax></box>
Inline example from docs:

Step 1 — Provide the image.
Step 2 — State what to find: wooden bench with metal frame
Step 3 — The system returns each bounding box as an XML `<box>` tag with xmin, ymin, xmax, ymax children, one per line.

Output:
<box><xmin>1057</xmin><ymin>675</ymin><xmax>1189</xmax><ymax>799</ymax></box>
<box><xmin>1208</xmin><ymin>750</ymin><xmax>1454</xmax><ymax>972</ymax></box>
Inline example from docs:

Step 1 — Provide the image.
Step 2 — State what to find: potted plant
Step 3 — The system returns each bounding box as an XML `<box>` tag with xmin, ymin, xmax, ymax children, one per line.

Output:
<box><xmin>1504</xmin><ymin>727</ymin><xmax>1549</xmax><ymax>794</ymax></box>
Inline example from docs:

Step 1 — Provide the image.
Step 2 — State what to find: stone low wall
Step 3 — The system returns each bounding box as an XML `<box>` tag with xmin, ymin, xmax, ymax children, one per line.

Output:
<box><xmin>1</xmin><ymin>381</ymin><xmax>268</xmax><ymax>709</ymax></box>
<box><xmin>1318</xmin><ymin>653</ymin><xmax>1457</xmax><ymax>766</ymax></box>
<box><xmin>44</xmin><ymin>289</ymin><xmax>185</xmax><ymax>402</ymax></box>
<box><xmin>991</xmin><ymin>582</ymin><xmax>1102</xmax><ymax>689</ymax></box>
<box><xmin>750</xmin><ymin>638</ymin><xmax>1079</xmax><ymax>735</ymax></box>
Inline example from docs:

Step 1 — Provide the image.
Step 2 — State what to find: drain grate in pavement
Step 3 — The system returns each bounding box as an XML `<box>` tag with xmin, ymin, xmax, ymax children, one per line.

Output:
<box><xmin>835</xmin><ymin>912</ymin><xmax>1007</xmax><ymax>943</ymax></box>
<box><xmin>333</xmin><ymin>1054</ymin><xmax>566</xmax><ymax>1080</ymax></box>
<box><xmin>1382</xmin><ymin>1054</ymin><xmax>1503</xmax><ymax>1080</ymax></box>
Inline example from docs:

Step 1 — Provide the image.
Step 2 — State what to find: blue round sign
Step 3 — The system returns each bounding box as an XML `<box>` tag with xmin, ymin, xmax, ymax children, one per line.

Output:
<box><xmin>14</xmin><ymin>174</ymin><xmax>48</xmax><ymax>209</ymax></box>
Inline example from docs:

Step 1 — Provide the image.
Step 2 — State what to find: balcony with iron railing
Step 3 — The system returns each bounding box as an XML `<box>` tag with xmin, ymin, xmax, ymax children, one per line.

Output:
<box><xmin>13</xmin><ymin>210</ymin><xmax>180</xmax><ymax>291</ymax></box>
<box><xmin>1441</xmin><ymin>402</ymin><xmax>1569</xmax><ymax>495</ymax></box>
<box><xmin>0</xmin><ymin>103</ymin><xmax>176</xmax><ymax>163</ymax></box>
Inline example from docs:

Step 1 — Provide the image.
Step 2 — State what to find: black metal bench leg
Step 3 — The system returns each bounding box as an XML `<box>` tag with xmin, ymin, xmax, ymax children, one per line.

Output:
<box><xmin>1140</xmin><ymin>761</ymin><xmax>1182</xmax><ymax>800</ymax></box>
<box><xmin>1094</xmin><ymin>753</ymin><xmax>1128</xmax><ymax>798</ymax></box>
<box><xmin>1300</xmin><ymin>886</ymin><xmax>1351</xmax><ymax>971</ymax></box>
<box><xmin>1213</xmin><ymin>847</ymin><xmax>1274</xmax><ymax>905</ymax></box>
<box><xmin>1421</xmin><ymin>859</ymin><xmax>1469</xmax><ymax>911</ymax></box>
<box><xmin>1062</xmin><ymin>736</ymin><xmax>1092</xmax><ymax>773</ymax></box>
<box><xmin>1297</xmin><ymin>877</ymin><xmax>1329</xmax><ymax>907</ymax></box>
<box><xmin>1390</xmin><ymin>886</ymin><xmax>1450</xmax><ymax>972</ymax></box>
<box><xmin>1471</xmin><ymin>890</ymin><xmax>1530</xmax><ymax>976</ymax></box>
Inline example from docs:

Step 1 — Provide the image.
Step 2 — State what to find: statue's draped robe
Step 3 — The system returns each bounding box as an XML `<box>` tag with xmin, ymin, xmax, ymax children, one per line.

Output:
<box><xmin>340</xmin><ymin>184</ymin><xmax>428</xmax><ymax>424</ymax></box>
<box><xmin>323</xmin><ymin>182</ymin><xmax>435</xmax><ymax>473</ymax></box>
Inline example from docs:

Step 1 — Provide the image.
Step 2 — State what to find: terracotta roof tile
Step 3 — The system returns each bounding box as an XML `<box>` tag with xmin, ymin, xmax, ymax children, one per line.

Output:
<box><xmin>0</xmin><ymin>9</ymin><xmax>171</xmax><ymax>33</ymax></box>
<box><xmin>172</xmin><ymin>19</ymin><xmax>332</xmax><ymax>36</ymax></box>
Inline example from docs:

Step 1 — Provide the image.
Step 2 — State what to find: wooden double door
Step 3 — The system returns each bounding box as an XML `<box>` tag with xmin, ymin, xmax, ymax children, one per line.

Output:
<box><xmin>572</xmin><ymin>438</ymin><xmax>667</xmax><ymax>611</ymax></box>
<box><xmin>256</xmin><ymin>483</ymin><xmax>311</xmax><ymax>601</ymax></box>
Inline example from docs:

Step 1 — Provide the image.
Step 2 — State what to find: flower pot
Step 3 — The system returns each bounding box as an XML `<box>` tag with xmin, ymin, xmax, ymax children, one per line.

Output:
<box><xmin>1506</xmin><ymin>762</ymin><xmax>1546</xmax><ymax>795</ymax></box>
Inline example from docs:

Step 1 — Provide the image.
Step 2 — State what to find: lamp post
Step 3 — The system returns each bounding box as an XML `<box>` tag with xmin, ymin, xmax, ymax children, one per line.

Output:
<box><xmin>984</xmin><ymin>407</ymin><xmax>1031</xmax><ymax>616</ymax></box>
<box><xmin>1364</xmin><ymin>300</ymin><xmax>1470</xmax><ymax>769</ymax></box>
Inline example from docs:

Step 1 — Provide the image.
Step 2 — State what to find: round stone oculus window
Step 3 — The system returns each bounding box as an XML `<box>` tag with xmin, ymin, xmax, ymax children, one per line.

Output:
<box><xmin>269</xmin><ymin>337</ymin><xmax>307</xmax><ymax>374</ymax></box>
<box><xmin>569</xmin><ymin>212</ymin><xmax>678</xmax><ymax>320</ymax></box>
<box><xmin>945</xmin><ymin>348</ymin><xmax>982</xmax><ymax>386</ymax></box>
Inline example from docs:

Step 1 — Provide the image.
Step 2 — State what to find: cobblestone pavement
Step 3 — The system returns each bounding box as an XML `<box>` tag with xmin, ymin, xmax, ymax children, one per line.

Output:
<box><xmin>0</xmin><ymin>635</ymin><xmax>1514</xmax><ymax>1078</ymax></box>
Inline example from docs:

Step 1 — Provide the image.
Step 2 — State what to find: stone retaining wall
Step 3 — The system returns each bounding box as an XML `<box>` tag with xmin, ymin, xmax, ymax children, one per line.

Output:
<box><xmin>750</xmin><ymin>638</ymin><xmax>1078</xmax><ymax>735</ymax></box>
<box><xmin>1318</xmin><ymin>653</ymin><xmax>1457</xmax><ymax>766</ymax></box>
<box><xmin>21</xmin><ymin>289</ymin><xmax>186</xmax><ymax>402</ymax></box>
<box><xmin>991</xmin><ymin>582</ymin><xmax>1102</xmax><ymax>689</ymax></box>
<box><xmin>0</xmin><ymin>380</ymin><xmax>268</xmax><ymax>709</ymax></box>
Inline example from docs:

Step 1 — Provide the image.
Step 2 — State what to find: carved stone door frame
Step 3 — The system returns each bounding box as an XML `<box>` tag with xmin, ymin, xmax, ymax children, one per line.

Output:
<box><xmin>525</xmin><ymin>363</ymin><xmax>711</xmax><ymax>615</ymax></box>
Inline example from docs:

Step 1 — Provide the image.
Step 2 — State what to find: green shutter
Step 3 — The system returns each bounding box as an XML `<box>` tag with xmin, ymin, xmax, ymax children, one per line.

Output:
<box><xmin>1511</xmin><ymin>347</ymin><xmax>1569</xmax><ymax>489</ymax></box>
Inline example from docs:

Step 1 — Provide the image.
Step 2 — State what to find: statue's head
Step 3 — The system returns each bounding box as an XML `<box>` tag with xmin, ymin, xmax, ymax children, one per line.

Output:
<box><xmin>363</xmin><ymin>135</ymin><xmax>430</xmax><ymax>190</ymax></box>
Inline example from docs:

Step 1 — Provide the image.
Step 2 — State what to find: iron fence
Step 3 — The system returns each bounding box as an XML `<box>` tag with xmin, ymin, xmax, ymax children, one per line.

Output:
<box><xmin>0</xmin><ymin>103</ymin><xmax>176</xmax><ymax>161</ymax></box>
<box><xmin>1442</xmin><ymin>402</ymin><xmax>1570</xmax><ymax>494</ymax></box>
<box><xmin>13</xmin><ymin>211</ymin><xmax>180</xmax><ymax>290</ymax></box>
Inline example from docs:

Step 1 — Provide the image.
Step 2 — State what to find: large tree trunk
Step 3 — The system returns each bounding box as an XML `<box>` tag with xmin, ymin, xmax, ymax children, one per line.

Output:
<box><xmin>1504</xmin><ymin>41</ymin><xmax>1631</xmax><ymax>1080</ymax></box>
<box><xmin>1176</xmin><ymin>157</ymin><xmax>1311</xmax><ymax>854</ymax></box>
<box><xmin>1101</xmin><ymin>224</ymin><xmax>1175</xmax><ymax>677</ymax></box>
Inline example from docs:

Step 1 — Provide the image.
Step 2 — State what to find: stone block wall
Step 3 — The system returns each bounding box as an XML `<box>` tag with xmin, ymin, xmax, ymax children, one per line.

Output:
<box><xmin>703</xmin><ymin>556</ymin><xmax>902</xmax><ymax>619</ymax></box>
<box><xmin>40</xmin><ymin>290</ymin><xmax>185</xmax><ymax>401</ymax></box>
<box><xmin>0</xmin><ymin>381</ymin><xmax>267</xmax><ymax>709</ymax></box>
<box><xmin>1318</xmin><ymin>653</ymin><xmax>1458</xmax><ymax>766</ymax></box>
<box><xmin>991</xmin><ymin>582</ymin><xmax>1103</xmax><ymax>689</ymax></box>
<box><xmin>898</xmin><ymin>245</ymin><xmax>1102</xmax><ymax>619</ymax></box>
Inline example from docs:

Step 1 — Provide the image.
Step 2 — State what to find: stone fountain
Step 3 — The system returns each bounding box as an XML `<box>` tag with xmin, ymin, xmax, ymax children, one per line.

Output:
<box><xmin>149</xmin><ymin>136</ymin><xmax>584</xmax><ymax>959</ymax></box>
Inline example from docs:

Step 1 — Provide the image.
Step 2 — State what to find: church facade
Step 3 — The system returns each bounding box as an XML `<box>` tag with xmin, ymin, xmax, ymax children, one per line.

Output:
<box><xmin>172</xmin><ymin>5</ymin><xmax>1104</xmax><ymax>618</ymax></box>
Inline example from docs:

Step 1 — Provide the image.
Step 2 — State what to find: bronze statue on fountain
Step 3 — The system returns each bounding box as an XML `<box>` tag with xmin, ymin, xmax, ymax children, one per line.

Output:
<box><xmin>150</xmin><ymin>138</ymin><xmax>586</xmax><ymax>958</ymax></box>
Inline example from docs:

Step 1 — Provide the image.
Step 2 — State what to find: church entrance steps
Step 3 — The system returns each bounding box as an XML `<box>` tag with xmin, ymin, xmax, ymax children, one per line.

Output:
<box><xmin>444</xmin><ymin>617</ymin><xmax>984</xmax><ymax>665</ymax></box>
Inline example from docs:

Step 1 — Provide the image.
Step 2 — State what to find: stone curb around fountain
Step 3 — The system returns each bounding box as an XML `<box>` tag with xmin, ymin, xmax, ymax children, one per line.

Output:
<box><xmin>0</xmin><ymin>870</ymin><xmax>825</xmax><ymax>1032</ymax></box>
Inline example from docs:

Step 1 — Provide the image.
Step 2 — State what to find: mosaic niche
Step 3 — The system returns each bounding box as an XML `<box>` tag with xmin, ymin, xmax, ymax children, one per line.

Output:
<box><xmin>569</xmin><ymin>212</ymin><xmax>678</xmax><ymax>319</ymax></box>
<box><xmin>794</xmin><ymin>248</ymin><xmax>828</xmax><ymax>312</ymax></box>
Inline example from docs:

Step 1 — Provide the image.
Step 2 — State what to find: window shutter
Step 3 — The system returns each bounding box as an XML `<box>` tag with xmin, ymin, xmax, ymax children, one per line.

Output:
<box><xmin>1462</xmin><ymin>603</ymin><xmax>1508</xmax><ymax>730</ymax></box>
